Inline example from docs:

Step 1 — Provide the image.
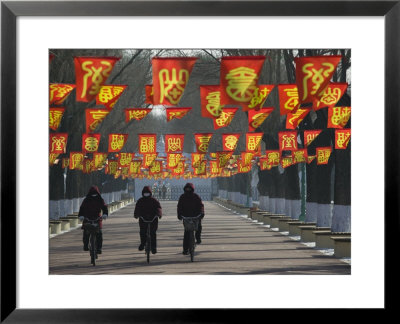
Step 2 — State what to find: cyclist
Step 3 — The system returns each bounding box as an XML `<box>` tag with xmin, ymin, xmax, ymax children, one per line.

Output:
<box><xmin>134</xmin><ymin>186</ymin><xmax>162</xmax><ymax>254</ymax></box>
<box><xmin>78</xmin><ymin>185</ymin><xmax>108</xmax><ymax>254</ymax></box>
<box><xmin>177</xmin><ymin>183</ymin><xmax>204</xmax><ymax>255</ymax></box>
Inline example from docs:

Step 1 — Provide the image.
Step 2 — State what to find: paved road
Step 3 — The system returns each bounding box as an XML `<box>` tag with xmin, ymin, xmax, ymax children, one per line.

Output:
<box><xmin>49</xmin><ymin>201</ymin><xmax>351</xmax><ymax>275</ymax></box>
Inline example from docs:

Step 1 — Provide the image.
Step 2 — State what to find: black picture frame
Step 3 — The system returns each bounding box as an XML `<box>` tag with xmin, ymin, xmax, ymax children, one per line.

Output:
<box><xmin>1</xmin><ymin>0</ymin><xmax>398</xmax><ymax>322</ymax></box>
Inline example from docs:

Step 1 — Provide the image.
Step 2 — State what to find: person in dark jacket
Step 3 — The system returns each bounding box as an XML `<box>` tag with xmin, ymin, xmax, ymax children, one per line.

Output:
<box><xmin>78</xmin><ymin>185</ymin><xmax>108</xmax><ymax>254</ymax></box>
<box><xmin>177</xmin><ymin>183</ymin><xmax>204</xmax><ymax>254</ymax></box>
<box><xmin>134</xmin><ymin>186</ymin><xmax>162</xmax><ymax>254</ymax></box>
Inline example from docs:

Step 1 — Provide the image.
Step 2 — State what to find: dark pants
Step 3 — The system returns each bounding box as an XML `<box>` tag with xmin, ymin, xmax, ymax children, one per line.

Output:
<box><xmin>183</xmin><ymin>220</ymin><xmax>202</xmax><ymax>252</ymax></box>
<box><xmin>139</xmin><ymin>219</ymin><xmax>158</xmax><ymax>250</ymax></box>
<box><xmin>83</xmin><ymin>229</ymin><xmax>103</xmax><ymax>251</ymax></box>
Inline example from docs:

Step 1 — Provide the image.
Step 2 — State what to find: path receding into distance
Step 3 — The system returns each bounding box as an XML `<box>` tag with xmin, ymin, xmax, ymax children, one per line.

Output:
<box><xmin>49</xmin><ymin>201</ymin><xmax>351</xmax><ymax>275</ymax></box>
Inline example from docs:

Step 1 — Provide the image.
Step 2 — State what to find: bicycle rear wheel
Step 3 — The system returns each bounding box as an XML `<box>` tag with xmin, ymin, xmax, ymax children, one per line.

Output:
<box><xmin>90</xmin><ymin>233</ymin><xmax>96</xmax><ymax>266</ymax></box>
<box><xmin>146</xmin><ymin>227</ymin><xmax>151</xmax><ymax>264</ymax></box>
<box><xmin>189</xmin><ymin>231</ymin><xmax>195</xmax><ymax>262</ymax></box>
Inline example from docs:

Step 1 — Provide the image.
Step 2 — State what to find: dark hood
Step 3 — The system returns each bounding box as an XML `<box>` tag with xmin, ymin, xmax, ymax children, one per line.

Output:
<box><xmin>87</xmin><ymin>185</ymin><xmax>101</xmax><ymax>197</ymax></box>
<box><xmin>184</xmin><ymin>183</ymin><xmax>194</xmax><ymax>193</ymax></box>
<box><xmin>142</xmin><ymin>186</ymin><xmax>152</xmax><ymax>197</ymax></box>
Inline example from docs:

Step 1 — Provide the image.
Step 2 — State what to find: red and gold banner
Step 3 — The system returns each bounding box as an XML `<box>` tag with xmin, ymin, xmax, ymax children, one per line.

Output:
<box><xmin>213</xmin><ymin>108</ymin><xmax>239</xmax><ymax>130</ymax></box>
<box><xmin>167</xmin><ymin>153</ymin><xmax>182</xmax><ymax>169</ymax></box>
<box><xmin>278</xmin><ymin>131</ymin><xmax>298</xmax><ymax>151</ymax></box>
<box><xmin>166</xmin><ymin>107</ymin><xmax>191</xmax><ymax>122</ymax></box>
<box><xmin>209</xmin><ymin>160</ymin><xmax>220</xmax><ymax>175</ymax></box>
<box><xmin>96</xmin><ymin>85</ymin><xmax>127</xmax><ymax>110</ymax></box>
<box><xmin>82</xmin><ymin>133</ymin><xmax>100</xmax><ymax>153</ymax></box>
<box><xmin>313</xmin><ymin>83</ymin><xmax>348</xmax><ymax>111</ymax></box>
<box><xmin>49</xmin><ymin>84</ymin><xmax>76</xmax><ymax>105</ymax></box>
<box><xmin>217</xmin><ymin>151</ymin><xmax>233</xmax><ymax>168</ymax></box>
<box><xmin>241</xmin><ymin>152</ymin><xmax>254</xmax><ymax>166</ymax></box>
<box><xmin>327</xmin><ymin>106</ymin><xmax>351</xmax><ymax>128</ymax></box>
<box><xmin>74</xmin><ymin>56</ymin><xmax>119</xmax><ymax>102</ymax></box>
<box><xmin>61</xmin><ymin>158</ymin><xmax>70</xmax><ymax>169</ymax></box>
<box><xmin>292</xmin><ymin>149</ymin><xmax>308</xmax><ymax>164</ymax></box>
<box><xmin>281</xmin><ymin>154</ymin><xmax>293</xmax><ymax>168</ymax></box>
<box><xmin>194</xmin><ymin>133</ymin><xmax>213</xmax><ymax>153</ymax></box>
<box><xmin>106</xmin><ymin>161</ymin><xmax>119</xmax><ymax>175</ymax></box>
<box><xmin>278</xmin><ymin>84</ymin><xmax>300</xmax><ymax>115</ymax></box>
<box><xmin>222</xmin><ymin>133</ymin><xmax>240</xmax><ymax>152</ymax></box>
<box><xmin>304</xmin><ymin>130</ymin><xmax>322</xmax><ymax>147</ymax></box>
<box><xmin>172</xmin><ymin>160</ymin><xmax>186</xmax><ymax>176</ymax></box>
<box><xmin>49</xmin><ymin>153</ymin><xmax>60</xmax><ymax>166</ymax></box>
<box><xmin>165</xmin><ymin>134</ymin><xmax>185</xmax><ymax>153</ymax></box>
<box><xmin>295</xmin><ymin>55</ymin><xmax>342</xmax><ymax>104</ymax></box>
<box><xmin>193</xmin><ymin>161</ymin><xmax>207</xmax><ymax>176</ymax></box>
<box><xmin>316</xmin><ymin>147</ymin><xmax>332</xmax><ymax>164</ymax></box>
<box><xmin>259</xmin><ymin>158</ymin><xmax>272</xmax><ymax>170</ymax></box>
<box><xmin>149</xmin><ymin>160</ymin><xmax>162</xmax><ymax>175</ymax></box>
<box><xmin>139</xmin><ymin>134</ymin><xmax>157</xmax><ymax>154</ymax></box>
<box><xmin>238</xmin><ymin>159</ymin><xmax>252</xmax><ymax>173</ymax></box>
<box><xmin>307</xmin><ymin>155</ymin><xmax>316</xmax><ymax>164</ymax></box>
<box><xmin>69</xmin><ymin>152</ymin><xmax>84</xmax><ymax>170</ymax></box>
<box><xmin>243</xmin><ymin>85</ymin><xmax>275</xmax><ymax>111</ymax></box>
<box><xmin>83</xmin><ymin>159</ymin><xmax>94</xmax><ymax>174</ymax></box>
<box><xmin>118</xmin><ymin>152</ymin><xmax>134</xmax><ymax>167</ymax></box>
<box><xmin>220</xmin><ymin>56</ymin><xmax>266</xmax><ymax>105</ymax></box>
<box><xmin>125</xmin><ymin>108</ymin><xmax>152</xmax><ymax>122</ymax></box>
<box><xmin>94</xmin><ymin>153</ymin><xmax>108</xmax><ymax>168</ymax></box>
<box><xmin>191</xmin><ymin>153</ymin><xmax>206</xmax><ymax>168</ymax></box>
<box><xmin>86</xmin><ymin>109</ymin><xmax>109</xmax><ymax>133</ymax></box>
<box><xmin>200</xmin><ymin>85</ymin><xmax>223</xmax><ymax>118</ymax></box>
<box><xmin>335</xmin><ymin>129</ymin><xmax>351</xmax><ymax>149</ymax></box>
<box><xmin>152</xmin><ymin>57</ymin><xmax>197</xmax><ymax>105</ymax></box>
<box><xmin>49</xmin><ymin>107</ymin><xmax>65</xmax><ymax>130</ymax></box>
<box><xmin>50</xmin><ymin>133</ymin><xmax>68</xmax><ymax>154</ymax></box>
<box><xmin>286</xmin><ymin>108</ymin><xmax>311</xmax><ymax>130</ymax></box>
<box><xmin>130</xmin><ymin>160</ymin><xmax>142</xmax><ymax>174</ymax></box>
<box><xmin>266</xmin><ymin>150</ymin><xmax>280</xmax><ymax>167</ymax></box>
<box><xmin>142</xmin><ymin>153</ymin><xmax>158</xmax><ymax>168</ymax></box>
<box><xmin>108</xmin><ymin>134</ymin><xmax>128</xmax><ymax>153</ymax></box>
<box><xmin>248</xmin><ymin>108</ymin><xmax>273</xmax><ymax>132</ymax></box>
<box><xmin>145</xmin><ymin>85</ymin><xmax>154</xmax><ymax>104</ymax></box>
<box><xmin>246</xmin><ymin>132</ymin><xmax>263</xmax><ymax>152</ymax></box>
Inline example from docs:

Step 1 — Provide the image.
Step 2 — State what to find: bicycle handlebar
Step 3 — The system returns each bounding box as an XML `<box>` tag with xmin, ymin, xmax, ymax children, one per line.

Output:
<box><xmin>83</xmin><ymin>216</ymin><xmax>103</xmax><ymax>222</ymax></box>
<box><xmin>139</xmin><ymin>215</ymin><xmax>160</xmax><ymax>223</ymax></box>
<box><xmin>180</xmin><ymin>214</ymin><xmax>202</xmax><ymax>220</ymax></box>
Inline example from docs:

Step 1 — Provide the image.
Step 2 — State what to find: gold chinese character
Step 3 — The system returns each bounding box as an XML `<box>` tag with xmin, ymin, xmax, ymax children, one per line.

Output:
<box><xmin>224</xmin><ymin>135</ymin><xmax>239</xmax><ymax>150</ymax></box>
<box><xmin>282</xmin><ymin>134</ymin><xmax>296</xmax><ymax>150</ymax></box>
<box><xmin>84</xmin><ymin>136</ymin><xmax>99</xmax><ymax>152</ymax></box>
<box><xmin>51</xmin><ymin>136</ymin><xmax>66</xmax><ymax>152</ymax></box>
<box><xmin>301</xmin><ymin>62</ymin><xmax>335</xmax><ymax>101</ymax></box>
<box><xmin>284</xmin><ymin>87</ymin><xmax>299</xmax><ymax>111</ymax></box>
<box><xmin>110</xmin><ymin>135</ymin><xmax>125</xmax><ymax>151</ymax></box>
<box><xmin>49</xmin><ymin>110</ymin><xmax>63</xmax><ymax>129</ymax></box>
<box><xmin>167</xmin><ymin>138</ymin><xmax>182</xmax><ymax>152</ymax></box>
<box><xmin>247</xmin><ymin>135</ymin><xmax>262</xmax><ymax>151</ymax></box>
<box><xmin>226</xmin><ymin>67</ymin><xmax>258</xmax><ymax>102</ymax></box>
<box><xmin>206</xmin><ymin>91</ymin><xmax>222</xmax><ymax>117</ymax></box>
<box><xmin>81</xmin><ymin>60</ymin><xmax>113</xmax><ymax>99</ymax></box>
<box><xmin>159</xmin><ymin>68</ymin><xmax>189</xmax><ymax>104</ymax></box>
<box><xmin>248</xmin><ymin>87</ymin><xmax>270</xmax><ymax>109</ymax></box>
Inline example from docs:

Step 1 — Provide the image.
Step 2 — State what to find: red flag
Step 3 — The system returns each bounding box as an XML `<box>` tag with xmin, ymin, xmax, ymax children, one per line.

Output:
<box><xmin>222</xmin><ymin>133</ymin><xmax>241</xmax><ymax>152</ymax></box>
<box><xmin>125</xmin><ymin>108</ymin><xmax>152</xmax><ymax>122</ymax></box>
<box><xmin>216</xmin><ymin>151</ymin><xmax>233</xmax><ymax>168</ymax></box>
<box><xmin>106</xmin><ymin>161</ymin><xmax>119</xmax><ymax>175</ymax></box>
<box><xmin>82</xmin><ymin>133</ymin><xmax>100</xmax><ymax>153</ymax></box>
<box><xmin>313</xmin><ymin>83</ymin><xmax>348</xmax><ymax>111</ymax></box>
<box><xmin>295</xmin><ymin>55</ymin><xmax>342</xmax><ymax>104</ymax></box>
<box><xmin>74</xmin><ymin>56</ymin><xmax>119</xmax><ymax>102</ymax></box>
<box><xmin>130</xmin><ymin>160</ymin><xmax>142</xmax><ymax>175</ymax></box>
<box><xmin>245</xmin><ymin>132</ymin><xmax>263</xmax><ymax>152</ymax></box>
<box><xmin>335</xmin><ymin>129</ymin><xmax>351</xmax><ymax>149</ymax></box>
<box><xmin>307</xmin><ymin>155</ymin><xmax>316</xmax><ymax>164</ymax></box>
<box><xmin>165</xmin><ymin>134</ymin><xmax>185</xmax><ymax>153</ymax></box>
<box><xmin>152</xmin><ymin>57</ymin><xmax>197</xmax><ymax>105</ymax></box>
<box><xmin>213</xmin><ymin>108</ymin><xmax>238</xmax><ymax>130</ymax></box>
<box><xmin>220</xmin><ymin>56</ymin><xmax>266</xmax><ymax>105</ymax></box>
<box><xmin>171</xmin><ymin>160</ymin><xmax>185</xmax><ymax>176</ymax></box>
<box><xmin>259</xmin><ymin>158</ymin><xmax>271</xmax><ymax>170</ymax></box>
<box><xmin>316</xmin><ymin>147</ymin><xmax>332</xmax><ymax>164</ymax></box>
<box><xmin>49</xmin><ymin>84</ymin><xmax>76</xmax><ymax>105</ymax></box>
<box><xmin>145</xmin><ymin>85</ymin><xmax>154</xmax><ymax>104</ymax></box>
<box><xmin>118</xmin><ymin>153</ymin><xmax>134</xmax><ymax>167</ymax></box>
<box><xmin>50</xmin><ymin>133</ymin><xmax>68</xmax><ymax>154</ymax></box>
<box><xmin>69</xmin><ymin>152</ymin><xmax>84</xmax><ymax>170</ymax></box>
<box><xmin>278</xmin><ymin>131</ymin><xmax>298</xmax><ymax>151</ymax></box>
<box><xmin>248</xmin><ymin>108</ymin><xmax>273</xmax><ymax>132</ymax></box>
<box><xmin>200</xmin><ymin>85</ymin><xmax>223</xmax><ymax>118</ymax></box>
<box><xmin>149</xmin><ymin>160</ymin><xmax>162</xmax><ymax>175</ymax></box>
<box><xmin>83</xmin><ymin>159</ymin><xmax>94</xmax><ymax>174</ymax></box>
<box><xmin>94</xmin><ymin>153</ymin><xmax>108</xmax><ymax>168</ymax></box>
<box><xmin>167</xmin><ymin>153</ymin><xmax>182</xmax><ymax>169</ymax></box>
<box><xmin>266</xmin><ymin>150</ymin><xmax>280</xmax><ymax>167</ymax></box>
<box><xmin>142</xmin><ymin>153</ymin><xmax>158</xmax><ymax>168</ymax></box>
<box><xmin>292</xmin><ymin>149</ymin><xmax>308</xmax><ymax>164</ymax></box>
<box><xmin>49</xmin><ymin>107</ymin><xmax>65</xmax><ymax>130</ymax></box>
<box><xmin>49</xmin><ymin>153</ymin><xmax>60</xmax><ymax>166</ymax></box>
<box><xmin>304</xmin><ymin>130</ymin><xmax>322</xmax><ymax>147</ymax></box>
<box><xmin>241</xmin><ymin>152</ymin><xmax>254</xmax><ymax>166</ymax></box>
<box><xmin>139</xmin><ymin>134</ymin><xmax>157</xmax><ymax>154</ymax></box>
<box><xmin>108</xmin><ymin>134</ymin><xmax>128</xmax><ymax>153</ymax></box>
<box><xmin>191</xmin><ymin>153</ymin><xmax>206</xmax><ymax>168</ymax></box>
<box><xmin>61</xmin><ymin>158</ymin><xmax>70</xmax><ymax>169</ymax></box>
<box><xmin>278</xmin><ymin>84</ymin><xmax>300</xmax><ymax>115</ymax></box>
<box><xmin>209</xmin><ymin>160</ymin><xmax>220</xmax><ymax>175</ymax></box>
<box><xmin>238</xmin><ymin>159</ymin><xmax>252</xmax><ymax>173</ymax></box>
<box><xmin>281</xmin><ymin>154</ymin><xmax>293</xmax><ymax>168</ymax></box>
<box><xmin>243</xmin><ymin>85</ymin><xmax>275</xmax><ymax>111</ymax></box>
<box><xmin>286</xmin><ymin>108</ymin><xmax>311</xmax><ymax>130</ymax></box>
<box><xmin>165</xmin><ymin>107</ymin><xmax>191</xmax><ymax>122</ymax></box>
<box><xmin>194</xmin><ymin>133</ymin><xmax>213</xmax><ymax>153</ymax></box>
<box><xmin>86</xmin><ymin>109</ymin><xmax>109</xmax><ymax>133</ymax></box>
<box><xmin>327</xmin><ymin>106</ymin><xmax>351</xmax><ymax>128</ymax></box>
<box><xmin>193</xmin><ymin>160</ymin><xmax>207</xmax><ymax>176</ymax></box>
<box><xmin>96</xmin><ymin>85</ymin><xmax>127</xmax><ymax>110</ymax></box>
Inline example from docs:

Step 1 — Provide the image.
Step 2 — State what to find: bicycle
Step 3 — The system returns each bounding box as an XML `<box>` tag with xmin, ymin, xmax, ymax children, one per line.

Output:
<box><xmin>139</xmin><ymin>215</ymin><xmax>159</xmax><ymax>263</ymax></box>
<box><xmin>83</xmin><ymin>216</ymin><xmax>102</xmax><ymax>266</ymax></box>
<box><xmin>181</xmin><ymin>214</ymin><xmax>202</xmax><ymax>262</ymax></box>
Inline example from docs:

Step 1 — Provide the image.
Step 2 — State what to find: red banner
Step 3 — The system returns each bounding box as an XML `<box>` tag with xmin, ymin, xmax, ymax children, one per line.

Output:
<box><xmin>259</xmin><ymin>158</ymin><xmax>272</xmax><ymax>170</ymax></box>
<box><xmin>307</xmin><ymin>155</ymin><xmax>316</xmax><ymax>164</ymax></box>
<box><xmin>86</xmin><ymin>109</ymin><xmax>109</xmax><ymax>133</ymax></box>
<box><xmin>266</xmin><ymin>150</ymin><xmax>280</xmax><ymax>167</ymax></box>
<box><xmin>246</xmin><ymin>132</ymin><xmax>263</xmax><ymax>152</ymax></box>
<box><xmin>106</xmin><ymin>161</ymin><xmax>119</xmax><ymax>175</ymax></box>
<box><xmin>278</xmin><ymin>131</ymin><xmax>298</xmax><ymax>151</ymax></box>
<box><xmin>83</xmin><ymin>159</ymin><xmax>94</xmax><ymax>174</ymax></box>
<box><xmin>108</xmin><ymin>134</ymin><xmax>128</xmax><ymax>153</ymax></box>
<box><xmin>286</xmin><ymin>108</ymin><xmax>311</xmax><ymax>130</ymax></box>
<box><xmin>49</xmin><ymin>107</ymin><xmax>65</xmax><ymax>130</ymax></box>
<box><xmin>165</xmin><ymin>134</ymin><xmax>185</xmax><ymax>153</ymax></box>
<box><xmin>139</xmin><ymin>134</ymin><xmax>157</xmax><ymax>154</ymax></box>
<box><xmin>292</xmin><ymin>149</ymin><xmax>308</xmax><ymax>164</ymax></box>
<box><xmin>152</xmin><ymin>57</ymin><xmax>197</xmax><ymax>105</ymax></box>
<box><xmin>193</xmin><ymin>161</ymin><xmax>207</xmax><ymax>176</ymax></box>
<box><xmin>142</xmin><ymin>153</ymin><xmax>158</xmax><ymax>168</ymax></box>
<box><xmin>278</xmin><ymin>84</ymin><xmax>300</xmax><ymax>115</ymax></box>
<box><xmin>130</xmin><ymin>160</ymin><xmax>142</xmax><ymax>174</ymax></box>
<box><xmin>149</xmin><ymin>160</ymin><xmax>163</xmax><ymax>175</ymax></box>
<box><xmin>213</xmin><ymin>108</ymin><xmax>239</xmax><ymax>130</ymax></box>
<box><xmin>281</xmin><ymin>154</ymin><xmax>293</xmax><ymax>168</ymax></box>
<box><xmin>295</xmin><ymin>55</ymin><xmax>342</xmax><ymax>104</ymax></box>
<box><xmin>194</xmin><ymin>133</ymin><xmax>213</xmax><ymax>153</ymax></box>
<box><xmin>222</xmin><ymin>133</ymin><xmax>241</xmax><ymax>152</ymax></box>
<box><xmin>217</xmin><ymin>151</ymin><xmax>233</xmax><ymax>168</ymax></box>
<box><xmin>248</xmin><ymin>108</ymin><xmax>273</xmax><ymax>132</ymax></box>
<box><xmin>243</xmin><ymin>85</ymin><xmax>275</xmax><ymax>111</ymax></box>
<box><xmin>49</xmin><ymin>84</ymin><xmax>76</xmax><ymax>105</ymax></box>
<box><xmin>69</xmin><ymin>152</ymin><xmax>84</xmax><ymax>170</ymax></box>
<box><xmin>166</xmin><ymin>107</ymin><xmax>191</xmax><ymax>122</ymax></box>
<box><xmin>61</xmin><ymin>158</ymin><xmax>70</xmax><ymax>169</ymax></box>
<box><xmin>49</xmin><ymin>153</ymin><xmax>60</xmax><ymax>166</ymax></box>
<box><xmin>335</xmin><ymin>129</ymin><xmax>351</xmax><ymax>149</ymax></box>
<box><xmin>191</xmin><ymin>153</ymin><xmax>206</xmax><ymax>168</ymax></box>
<box><xmin>171</xmin><ymin>160</ymin><xmax>185</xmax><ymax>176</ymax></box>
<box><xmin>316</xmin><ymin>147</ymin><xmax>332</xmax><ymax>164</ymax></box>
<box><xmin>50</xmin><ymin>133</ymin><xmax>68</xmax><ymax>154</ymax></box>
<box><xmin>209</xmin><ymin>160</ymin><xmax>220</xmax><ymax>175</ymax></box>
<box><xmin>145</xmin><ymin>85</ymin><xmax>154</xmax><ymax>104</ymax></box>
<box><xmin>94</xmin><ymin>153</ymin><xmax>108</xmax><ymax>168</ymax></box>
<box><xmin>304</xmin><ymin>130</ymin><xmax>322</xmax><ymax>147</ymax></box>
<box><xmin>200</xmin><ymin>85</ymin><xmax>223</xmax><ymax>118</ymax></box>
<box><xmin>74</xmin><ymin>56</ymin><xmax>119</xmax><ymax>102</ymax></box>
<box><xmin>220</xmin><ymin>56</ymin><xmax>266</xmax><ymax>105</ymax></box>
<box><xmin>167</xmin><ymin>153</ymin><xmax>182</xmax><ymax>169</ymax></box>
<box><xmin>313</xmin><ymin>83</ymin><xmax>348</xmax><ymax>111</ymax></box>
<box><xmin>241</xmin><ymin>152</ymin><xmax>254</xmax><ymax>166</ymax></box>
<box><xmin>125</xmin><ymin>108</ymin><xmax>152</xmax><ymax>122</ymax></box>
<box><xmin>82</xmin><ymin>133</ymin><xmax>100</xmax><ymax>153</ymax></box>
<box><xmin>118</xmin><ymin>153</ymin><xmax>134</xmax><ymax>167</ymax></box>
<box><xmin>327</xmin><ymin>106</ymin><xmax>351</xmax><ymax>128</ymax></box>
<box><xmin>96</xmin><ymin>85</ymin><xmax>127</xmax><ymax>110</ymax></box>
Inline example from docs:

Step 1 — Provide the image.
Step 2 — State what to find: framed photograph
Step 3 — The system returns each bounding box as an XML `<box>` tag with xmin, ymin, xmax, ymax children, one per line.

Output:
<box><xmin>2</xmin><ymin>0</ymin><xmax>398</xmax><ymax>321</ymax></box>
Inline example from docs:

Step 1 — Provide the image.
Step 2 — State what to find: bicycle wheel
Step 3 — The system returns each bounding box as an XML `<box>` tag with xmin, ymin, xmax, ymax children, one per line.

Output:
<box><xmin>90</xmin><ymin>233</ymin><xmax>96</xmax><ymax>266</ymax></box>
<box><xmin>189</xmin><ymin>231</ymin><xmax>195</xmax><ymax>262</ymax></box>
<box><xmin>146</xmin><ymin>227</ymin><xmax>151</xmax><ymax>264</ymax></box>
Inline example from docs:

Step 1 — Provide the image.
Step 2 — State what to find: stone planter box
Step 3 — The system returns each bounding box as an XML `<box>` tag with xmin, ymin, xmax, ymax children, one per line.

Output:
<box><xmin>332</xmin><ymin>236</ymin><xmax>351</xmax><ymax>258</ymax></box>
<box><xmin>300</xmin><ymin>226</ymin><xmax>331</xmax><ymax>242</ymax></box>
<box><xmin>277</xmin><ymin>218</ymin><xmax>298</xmax><ymax>231</ymax></box>
<box><xmin>49</xmin><ymin>221</ymin><xmax>61</xmax><ymax>234</ymax></box>
<box><xmin>264</xmin><ymin>214</ymin><xmax>286</xmax><ymax>227</ymax></box>
<box><xmin>288</xmin><ymin>222</ymin><xmax>316</xmax><ymax>236</ymax></box>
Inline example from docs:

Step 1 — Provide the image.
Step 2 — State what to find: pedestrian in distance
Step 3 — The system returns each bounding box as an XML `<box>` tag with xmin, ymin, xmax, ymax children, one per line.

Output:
<box><xmin>134</xmin><ymin>186</ymin><xmax>162</xmax><ymax>254</ymax></box>
<box><xmin>177</xmin><ymin>183</ymin><xmax>205</xmax><ymax>255</ymax></box>
<box><xmin>78</xmin><ymin>185</ymin><xmax>108</xmax><ymax>254</ymax></box>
